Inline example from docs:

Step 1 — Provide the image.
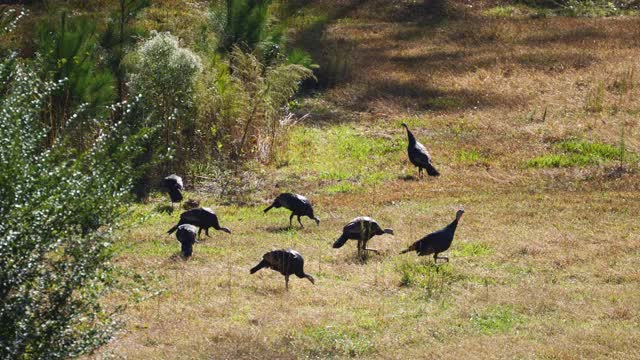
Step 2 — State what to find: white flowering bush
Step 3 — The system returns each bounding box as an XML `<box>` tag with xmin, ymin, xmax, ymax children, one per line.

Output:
<box><xmin>127</xmin><ymin>31</ymin><xmax>202</xmax><ymax>185</ymax></box>
<box><xmin>128</xmin><ymin>31</ymin><xmax>202</xmax><ymax>127</ymax></box>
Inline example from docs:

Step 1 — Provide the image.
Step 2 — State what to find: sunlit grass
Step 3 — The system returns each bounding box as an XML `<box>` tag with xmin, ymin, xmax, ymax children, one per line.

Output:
<box><xmin>470</xmin><ymin>305</ymin><xmax>524</xmax><ymax>334</ymax></box>
<box><xmin>100</xmin><ymin>1</ymin><xmax>640</xmax><ymax>358</ymax></box>
<box><xmin>298</xmin><ymin>324</ymin><xmax>376</xmax><ymax>357</ymax></box>
<box><xmin>528</xmin><ymin>139</ymin><xmax>631</xmax><ymax>168</ymax></box>
<box><xmin>456</xmin><ymin>149</ymin><xmax>490</xmax><ymax>166</ymax></box>
<box><xmin>285</xmin><ymin>125</ymin><xmax>404</xmax><ymax>188</ymax></box>
<box><xmin>452</xmin><ymin>242</ymin><xmax>494</xmax><ymax>257</ymax></box>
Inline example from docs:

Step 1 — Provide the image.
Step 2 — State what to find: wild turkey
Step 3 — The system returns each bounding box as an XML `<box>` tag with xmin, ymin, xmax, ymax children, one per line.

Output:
<box><xmin>163</xmin><ymin>174</ymin><xmax>184</xmax><ymax>207</ymax></box>
<box><xmin>400</xmin><ymin>209</ymin><xmax>464</xmax><ymax>263</ymax></box>
<box><xmin>264</xmin><ymin>193</ymin><xmax>320</xmax><ymax>228</ymax></box>
<box><xmin>250</xmin><ymin>249</ymin><xmax>315</xmax><ymax>290</ymax></box>
<box><xmin>175</xmin><ymin>224</ymin><xmax>197</xmax><ymax>257</ymax></box>
<box><xmin>332</xmin><ymin>217</ymin><xmax>393</xmax><ymax>256</ymax></box>
<box><xmin>167</xmin><ymin>207</ymin><xmax>231</xmax><ymax>238</ymax></box>
<box><xmin>401</xmin><ymin>123</ymin><xmax>440</xmax><ymax>177</ymax></box>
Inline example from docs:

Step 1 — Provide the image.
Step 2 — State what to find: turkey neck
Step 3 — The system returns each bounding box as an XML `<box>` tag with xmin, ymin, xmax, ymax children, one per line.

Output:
<box><xmin>405</xmin><ymin>128</ymin><xmax>417</xmax><ymax>145</ymax></box>
<box><xmin>446</xmin><ymin>218</ymin><xmax>460</xmax><ymax>235</ymax></box>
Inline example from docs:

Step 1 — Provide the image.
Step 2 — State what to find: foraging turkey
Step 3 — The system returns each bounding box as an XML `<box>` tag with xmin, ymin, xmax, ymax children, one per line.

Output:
<box><xmin>401</xmin><ymin>123</ymin><xmax>440</xmax><ymax>177</ymax></box>
<box><xmin>250</xmin><ymin>249</ymin><xmax>315</xmax><ymax>290</ymax></box>
<box><xmin>400</xmin><ymin>209</ymin><xmax>464</xmax><ymax>263</ymax></box>
<box><xmin>175</xmin><ymin>224</ymin><xmax>197</xmax><ymax>257</ymax></box>
<box><xmin>162</xmin><ymin>174</ymin><xmax>184</xmax><ymax>207</ymax></box>
<box><xmin>264</xmin><ymin>193</ymin><xmax>320</xmax><ymax>228</ymax></box>
<box><xmin>167</xmin><ymin>207</ymin><xmax>231</xmax><ymax>238</ymax></box>
<box><xmin>332</xmin><ymin>217</ymin><xmax>394</xmax><ymax>256</ymax></box>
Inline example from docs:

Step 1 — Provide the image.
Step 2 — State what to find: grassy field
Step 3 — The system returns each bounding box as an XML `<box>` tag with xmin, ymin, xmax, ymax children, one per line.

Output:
<box><xmin>96</xmin><ymin>1</ymin><xmax>640</xmax><ymax>359</ymax></box>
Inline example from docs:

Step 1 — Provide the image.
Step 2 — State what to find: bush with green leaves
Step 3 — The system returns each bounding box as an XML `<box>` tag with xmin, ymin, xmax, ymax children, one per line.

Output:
<box><xmin>211</xmin><ymin>0</ymin><xmax>285</xmax><ymax>62</ymax></box>
<box><xmin>37</xmin><ymin>12</ymin><xmax>116</xmax><ymax>147</ymax></box>
<box><xmin>0</xmin><ymin>31</ymin><xmax>147</xmax><ymax>359</ymax></box>
<box><xmin>101</xmin><ymin>0</ymin><xmax>151</xmax><ymax>106</ymax></box>
<box><xmin>200</xmin><ymin>46</ymin><xmax>314</xmax><ymax>163</ymax></box>
<box><xmin>127</xmin><ymin>31</ymin><xmax>202</xmax><ymax>174</ymax></box>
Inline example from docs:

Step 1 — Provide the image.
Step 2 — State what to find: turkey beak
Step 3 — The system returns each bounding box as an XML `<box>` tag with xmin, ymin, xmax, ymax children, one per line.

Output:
<box><xmin>306</xmin><ymin>274</ymin><xmax>315</xmax><ymax>284</ymax></box>
<box><xmin>315</xmin><ymin>217</ymin><xmax>320</xmax><ymax>226</ymax></box>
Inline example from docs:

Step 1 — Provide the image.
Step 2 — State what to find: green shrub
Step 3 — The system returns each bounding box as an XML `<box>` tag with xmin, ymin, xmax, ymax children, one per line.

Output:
<box><xmin>211</xmin><ymin>0</ymin><xmax>285</xmax><ymax>62</ymax></box>
<box><xmin>287</xmin><ymin>47</ymin><xmax>319</xmax><ymax>70</ymax></box>
<box><xmin>127</xmin><ymin>31</ymin><xmax>202</xmax><ymax>176</ymax></box>
<box><xmin>0</xmin><ymin>41</ymin><xmax>146</xmax><ymax>359</ymax></box>
<box><xmin>200</xmin><ymin>46</ymin><xmax>313</xmax><ymax>163</ymax></box>
<box><xmin>101</xmin><ymin>0</ymin><xmax>151</xmax><ymax>105</ymax></box>
<box><xmin>36</xmin><ymin>12</ymin><xmax>116</xmax><ymax>148</ymax></box>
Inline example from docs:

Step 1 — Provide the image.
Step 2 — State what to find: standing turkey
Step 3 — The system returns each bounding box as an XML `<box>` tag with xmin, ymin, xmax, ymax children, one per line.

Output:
<box><xmin>264</xmin><ymin>193</ymin><xmax>320</xmax><ymax>228</ymax></box>
<box><xmin>250</xmin><ymin>249</ymin><xmax>315</xmax><ymax>290</ymax></box>
<box><xmin>175</xmin><ymin>224</ymin><xmax>197</xmax><ymax>257</ymax></box>
<box><xmin>332</xmin><ymin>217</ymin><xmax>394</xmax><ymax>257</ymax></box>
<box><xmin>167</xmin><ymin>207</ymin><xmax>231</xmax><ymax>238</ymax></box>
<box><xmin>401</xmin><ymin>123</ymin><xmax>440</xmax><ymax>178</ymax></box>
<box><xmin>162</xmin><ymin>174</ymin><xmax>184</xmax><ymax>207</ymax></box>
<box><xmin>400</xmin><ymin>208</ymin><xmax>464</xmax><ymax>263</ymax></box>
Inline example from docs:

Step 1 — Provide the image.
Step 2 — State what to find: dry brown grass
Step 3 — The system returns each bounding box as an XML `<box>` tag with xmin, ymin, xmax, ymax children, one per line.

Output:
<box><xmin>95</xmin><ymin>2</ymin><xmax>640</xmax><ymax>359</ymax></box>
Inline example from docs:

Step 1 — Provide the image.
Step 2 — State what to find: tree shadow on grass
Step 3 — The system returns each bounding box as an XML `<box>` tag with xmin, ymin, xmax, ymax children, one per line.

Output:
<box><xmin>337</xmin><ymin>249</ymin><xmax>386</xmax><ymax>265</ymax></box>
<box><xmin>249</xmin><ymin>282</ymin><xmax>291</xmax><ymax>296</ymax></box>
<box><xmin>522</xmin><ymin>26</ymin><xmax>613</xmax><ymax>47</ymax></box>
<box><xmin>345</xmin><ymin>78</ymin><xmax>523</xmax><ymax>113</ymax></box>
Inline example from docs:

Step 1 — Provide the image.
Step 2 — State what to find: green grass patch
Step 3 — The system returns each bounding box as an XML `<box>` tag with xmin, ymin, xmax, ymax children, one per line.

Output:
<box><xmin>470</xmin><ymin>305</ymin><xmax>524</xmax><ymax>334</ymax></box>
<box><xmin>452</xmin><ymin>242</ymin><xmax>493</xmax><ymax>257</ymax></box>
<box><xmin>116</xmin><ymin>239</ymin><xmax>176</xmax><ymax>257</ymax></box>
<box><xmin>319</xmin><ymin>170</ymin><xmax>351</xmax><ymax>181</ymax></box>
<box><xmin>528</xmin><ymin>139</ymin><xmax>627</xmax><ymax>168</ymax></box>
<box><xmin>224</xmin><ymin>205</ymin><xmax>272</xmax><ymax>222</ymax></box>
<box><xmin>456</xmin><ymin>150</ymin><xmax>490</xmax><ymax>166</ymax></box>
<box><xmin>484</xmin><ymin>5</ymin><xmax>519</xmax><ymax>17</ymax></box>
<box><xmin>115</xmin><ymin>237</ymin><xmax>226</xmax><ymax>258</ymax></box>
<box><xmin>397</xmin><ymin>262</ymin><xmax>461</xmax><ymax>289</ymax></box>
<box><xmin>299</xmin><ymin>325</ymin><xmax>375</xmax><ymax>357</ymax></box>
<box><xmin>286</xmin><ymin>125</ymin><xmax>403</xmax><ymax>188</ymax></box>
<box><xmin>325</xmin><ymin>182</ymin><xmax>358</xmax><ymax>194</ymax></box>
<box><xmin>425</xmin><ymin>96</ymin><xmax>464</xmax><ymax>110</ymax></box>
<box><xmin>286</xmin><ymin>10</ymin><xmax>329</xmax><ymax>32</ymax></box>
<box><xmin>394</xmin><ymin>117</ymin><xmax>427</xmax><ymax>130</ymax></box>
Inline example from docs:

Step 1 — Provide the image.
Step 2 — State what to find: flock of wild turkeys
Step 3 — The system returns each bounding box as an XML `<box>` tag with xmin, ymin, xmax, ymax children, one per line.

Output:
<box><xmin>162</xmin><ymin>124</ymin><xmax>464</xmax><ymax>290</ymax></box>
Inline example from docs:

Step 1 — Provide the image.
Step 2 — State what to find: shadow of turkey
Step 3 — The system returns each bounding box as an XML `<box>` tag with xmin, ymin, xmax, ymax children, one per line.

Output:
<box><xmin>347</xmin><ymin>250</ymin><xmax>388</xmax><ymax>265</ymax></box>
<box><xmin>265</xmin><ymin>225</ymin><xmax>300</xmax><ymax>233</ymax></box>
<box><xmin>168</xmin><ymin>252</ymin><xmax>191</xmax><ymax>262</ymax></box>
<box><xmin>155</xmin><ymin>204</ymin><xmax>174</xmax><ymax>214</ymax></box>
